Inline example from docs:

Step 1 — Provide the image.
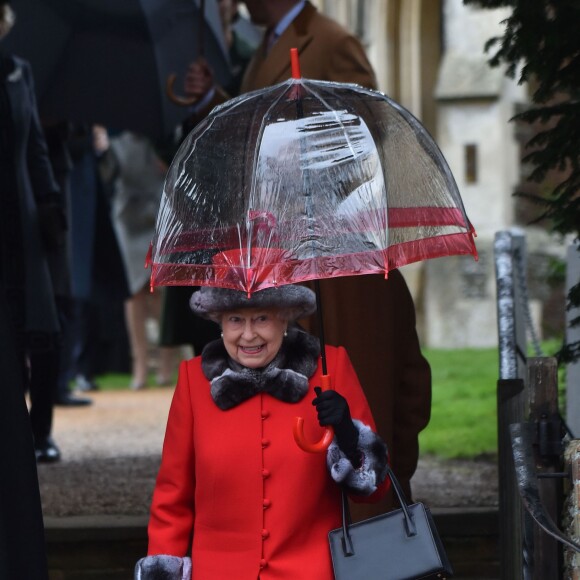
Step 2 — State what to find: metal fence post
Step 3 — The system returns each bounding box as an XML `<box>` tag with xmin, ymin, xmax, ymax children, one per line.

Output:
<box><xmin>494</xmin><ymin>230</ymin><xmax>528</xmax><ymax>579</ymax></box>
<box><xmin>526</xmin><ymin>357</ymin><xmax>562</xmax><ymax>579</ymax></box>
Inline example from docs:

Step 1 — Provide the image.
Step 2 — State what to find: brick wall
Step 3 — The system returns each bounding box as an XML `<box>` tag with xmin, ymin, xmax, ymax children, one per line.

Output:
<box><xmin>564</xmin><ymin>440</ymin><xmax>580</xmax><ymax>580</ymax></box>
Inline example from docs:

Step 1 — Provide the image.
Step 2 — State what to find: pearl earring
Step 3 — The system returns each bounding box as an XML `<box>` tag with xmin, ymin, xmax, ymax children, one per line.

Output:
<box><xmin>220</xmin><ymin>332</ymin><xmax>224</xmax><ymax>338</ymax></box>
<box><xmin>284</xmin><ymin>330</ymin><xmax>288</xmax><ymax>337</ymax></box>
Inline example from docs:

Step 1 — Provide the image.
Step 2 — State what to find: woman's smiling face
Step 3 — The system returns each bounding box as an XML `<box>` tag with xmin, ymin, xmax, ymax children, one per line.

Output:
<box><xmin>220</xmin><ymin>307</ymin><xmax>287</xmax><ymax>369</ymax></box>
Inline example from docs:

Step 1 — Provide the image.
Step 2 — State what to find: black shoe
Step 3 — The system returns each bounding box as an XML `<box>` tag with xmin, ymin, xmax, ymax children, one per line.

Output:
<box><xmin>55</xmin><ymin>394</ymin><xmax>93</xmax><ymax>407</ymax></box>
<box><xmin>35</xmin><ymin>437</ymin><xmax>61</xmax><ymax>463</ymax></box>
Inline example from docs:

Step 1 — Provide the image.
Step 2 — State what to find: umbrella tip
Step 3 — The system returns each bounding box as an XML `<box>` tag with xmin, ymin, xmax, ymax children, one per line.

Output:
<box><xmin>290</xmin><ymin>48</ymin><xmax>301</xmax><ymax>79</ymax></box>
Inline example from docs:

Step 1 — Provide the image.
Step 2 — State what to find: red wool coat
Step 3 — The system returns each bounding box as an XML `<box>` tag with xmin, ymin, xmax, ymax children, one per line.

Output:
<box><xmin>148</xmin><ymin>345</ymin><xmax>387</xmax><ymax>579</ymax></box>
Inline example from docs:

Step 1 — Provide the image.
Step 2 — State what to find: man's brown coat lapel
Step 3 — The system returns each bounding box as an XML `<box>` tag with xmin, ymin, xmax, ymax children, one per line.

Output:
<box><xmin>241</xmin><ymin>3</ymin><xmax>316</xmax><ymax>92</ymax></box>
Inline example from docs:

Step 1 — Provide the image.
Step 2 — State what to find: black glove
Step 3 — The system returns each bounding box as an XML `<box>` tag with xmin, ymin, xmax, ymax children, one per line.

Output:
<box><xmin>313</xmin><ymin>387</ymin><xmax>361</xmax><ymax>467</ymax></box>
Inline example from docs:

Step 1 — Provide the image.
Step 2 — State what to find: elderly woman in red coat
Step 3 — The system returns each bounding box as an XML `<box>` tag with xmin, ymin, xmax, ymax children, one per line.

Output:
<box><xmin>136</xmin><ymin>284</ymin><xmax>389</xmax><ymax>579</ymax></box>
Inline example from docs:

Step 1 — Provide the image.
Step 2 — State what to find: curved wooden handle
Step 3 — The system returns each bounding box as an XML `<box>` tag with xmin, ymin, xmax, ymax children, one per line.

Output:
<box><xmin>293</xmin><ymin>419</ymin><xmax>334</xmax><ymax>453</ymax></box>
<box><xmin>166</xmin><ymin>73</ymin><xmax>198</xmax><ymax>107</ymax></box>
<box><xmin>293</xmin><ymin>374</ymin><xmax>334</xmax><ymax>453</ymax></box>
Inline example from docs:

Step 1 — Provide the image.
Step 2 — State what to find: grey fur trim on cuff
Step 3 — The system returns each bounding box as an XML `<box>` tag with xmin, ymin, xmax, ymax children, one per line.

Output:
<box><xmin>327</xmin><ymin>419</ymin><xmax>389</xmax><ymax>496</ymax></box>
<box><xmin>135</xmin><ymin>555</ymin><xmax>192</xmax><ymax>580</ymax></box>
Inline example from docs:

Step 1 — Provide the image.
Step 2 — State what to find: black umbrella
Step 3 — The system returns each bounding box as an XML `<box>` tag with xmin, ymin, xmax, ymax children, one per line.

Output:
<box><xmin>3</xmin><ymin>0</ymin><xmax>231</xmax><ymax>139</ymax></box>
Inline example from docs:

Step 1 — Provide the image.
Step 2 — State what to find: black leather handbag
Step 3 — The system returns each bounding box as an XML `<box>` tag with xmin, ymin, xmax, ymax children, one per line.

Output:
<box><xmin>328</xmin><ymin>466</ymin><xmax>453</xmax><ymax>579</ymax></box>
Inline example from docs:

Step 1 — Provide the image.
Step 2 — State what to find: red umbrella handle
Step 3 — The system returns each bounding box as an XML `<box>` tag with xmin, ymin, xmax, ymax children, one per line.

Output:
<box><xmin>293</xmin><ymin>374</ymin><xmax>334</xmax><ymax>453</ymax></box>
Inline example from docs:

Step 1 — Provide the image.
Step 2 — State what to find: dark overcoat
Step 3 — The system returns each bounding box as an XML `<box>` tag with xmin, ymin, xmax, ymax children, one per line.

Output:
<box><xmin>0</xmin><ymin>51</ymin><xmax>54</xmax><ymax>580</ymax></box>
<box><xmin>0</xmin><ymin>54</ymin><xmax>60</xmax><ymax>346</ymax></box>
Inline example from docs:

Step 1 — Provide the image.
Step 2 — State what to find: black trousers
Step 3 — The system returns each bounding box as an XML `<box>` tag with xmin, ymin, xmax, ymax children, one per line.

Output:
<box><xmin>28</xmin><ymin>346</ymin><xmax>59</xmax><ymax>442</ymax></box>
<box><xmin>28</xmin><ymin>295</ymin><xmax>69</xmax><ymax>440</ymax></box>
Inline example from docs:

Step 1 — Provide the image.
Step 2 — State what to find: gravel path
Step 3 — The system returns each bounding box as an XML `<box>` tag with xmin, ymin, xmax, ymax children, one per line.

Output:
<box><xmin>38</xmin><ymin>388</ymin><xmax>498</xmax><ymax>517</ymax></box>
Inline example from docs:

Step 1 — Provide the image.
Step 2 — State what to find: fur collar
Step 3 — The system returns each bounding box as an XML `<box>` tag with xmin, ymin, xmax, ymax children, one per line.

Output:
<box><xmin>201</xmin><ymin>327</ymin><xmax>320</xmax><ymax>410</ymax></box>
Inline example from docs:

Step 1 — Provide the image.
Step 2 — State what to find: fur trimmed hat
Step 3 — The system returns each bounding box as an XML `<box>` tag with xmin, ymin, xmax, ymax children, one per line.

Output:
<box><xmin>190</xmin><ymin>285</ymin><xmax>316</xmax><ymax>323</ymax></box>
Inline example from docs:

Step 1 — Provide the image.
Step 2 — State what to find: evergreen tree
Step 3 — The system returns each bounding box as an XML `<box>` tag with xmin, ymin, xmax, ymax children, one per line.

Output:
<box><xmin>463</xmin><ymin>0</ymin><xmax>580</xmax><ymax>361</ymax></box>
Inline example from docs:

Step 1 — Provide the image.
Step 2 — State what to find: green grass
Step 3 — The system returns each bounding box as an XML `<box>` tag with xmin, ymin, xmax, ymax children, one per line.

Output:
<box><xmin>93</xmin><ymin>373</ymin><xmax>133</xmax><ymax>391</ymax></box>
<box><xmin>420</xmin><ymin>347</ymin><xmax>499</xmax><ymax>459</ymax></box>
<box><xmin>94</xmin><ymin>371</ymin><xmax>179</xmax><ymax>391</ymax></box>
<box><xmin>420</xmin><ymin>340</ymin><xmax>566</xmax><ymax>459</ymax></box>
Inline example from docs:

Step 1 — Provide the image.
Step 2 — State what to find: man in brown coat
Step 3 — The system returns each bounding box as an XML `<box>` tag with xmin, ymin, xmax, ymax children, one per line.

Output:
<box><xmin>184</xmin><ymin>0</ymin><xmax>431</xmax><ymax>517</ymax></box>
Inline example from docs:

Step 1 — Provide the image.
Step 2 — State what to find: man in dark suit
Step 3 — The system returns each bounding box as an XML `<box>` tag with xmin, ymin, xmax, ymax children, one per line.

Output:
<box><xmin>182</xmin><ymin>0</ymin><xmax>431</xmax><ymax>517</ymax></box>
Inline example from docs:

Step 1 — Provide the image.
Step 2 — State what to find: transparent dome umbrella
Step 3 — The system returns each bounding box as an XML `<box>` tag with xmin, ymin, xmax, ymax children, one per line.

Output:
<box><xmin>147</xmin><ymin>50</ymin><xmax>478</xmax><ymax>451</ymax></box>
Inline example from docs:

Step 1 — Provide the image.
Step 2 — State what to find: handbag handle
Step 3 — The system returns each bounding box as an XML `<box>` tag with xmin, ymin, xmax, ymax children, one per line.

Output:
<box><xmin>339</xmin><ymin>466</ymin><xmax>417</xmax><ymax>557</ymax></box>
<box><xmin>385</xmin><ymin>465</ymin><xmax>417</xmax><ymax>537</ymax></box>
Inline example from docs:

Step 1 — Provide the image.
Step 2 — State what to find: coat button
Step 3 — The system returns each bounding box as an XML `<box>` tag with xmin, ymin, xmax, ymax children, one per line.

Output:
<box><xmin>261</xmin><ymin>468</ymin><xmax>270</xmax><ymax>479</ymax></box>
<box><xmin>263</xmin><ymin>498</ymin><xmax>271</xmax><ymax>508</ymax></box>
<box><xmin>261</xmin><ymin>529</ymin><xmax>270</xmax><ymax>539</ymax></box>
<box><xmin>261</xmin><ymin>438</ymin><xmax>270</xmax><ymax>448</ymax></box>
<box><xmin>261</xmin><ymin>410</ymin><xmax>270</xmax><ymax>419</ymax></box>
<box><xmin>259</xmin><ymin>559</ymin><xmax>268</xmax><ymax>569</ymax></box>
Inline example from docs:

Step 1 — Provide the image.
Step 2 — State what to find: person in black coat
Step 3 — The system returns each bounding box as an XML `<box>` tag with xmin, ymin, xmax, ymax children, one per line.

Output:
<box><xmin>0</xmin><ymin>2</ymin><xmax>53</xmax><ymax>576</ymax></box>
<box><xmin>0</xmin><ymin>1</ymin><xmax>68</xmax><ymax>462</ymax></box>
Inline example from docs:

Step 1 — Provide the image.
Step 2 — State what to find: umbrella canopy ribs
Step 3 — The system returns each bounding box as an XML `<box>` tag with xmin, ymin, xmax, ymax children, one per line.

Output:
<box><xmin>149</xmin><ymin>76</ymin><xmax>477</xmax><ymax>292</ymax></box>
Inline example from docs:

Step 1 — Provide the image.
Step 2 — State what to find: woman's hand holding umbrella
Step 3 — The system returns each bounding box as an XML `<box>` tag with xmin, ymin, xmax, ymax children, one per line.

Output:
<box><xmin>312</xmin><ymin>387</ymin><xmax>361</xmax><ymax>468</ymax></box>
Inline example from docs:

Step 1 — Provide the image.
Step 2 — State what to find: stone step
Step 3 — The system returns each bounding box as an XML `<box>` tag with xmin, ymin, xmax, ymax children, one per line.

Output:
<box><xmin>45</xmin><ymin>508</ymin><xmax>500</xmax><ymax>579</ymax></box>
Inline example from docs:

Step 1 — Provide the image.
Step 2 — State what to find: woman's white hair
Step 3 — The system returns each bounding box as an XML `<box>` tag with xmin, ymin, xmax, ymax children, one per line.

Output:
<box><xmin>0</xmin><ymin>3</ymin><xmax>16</xmax><ymax>39</ymax></box>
